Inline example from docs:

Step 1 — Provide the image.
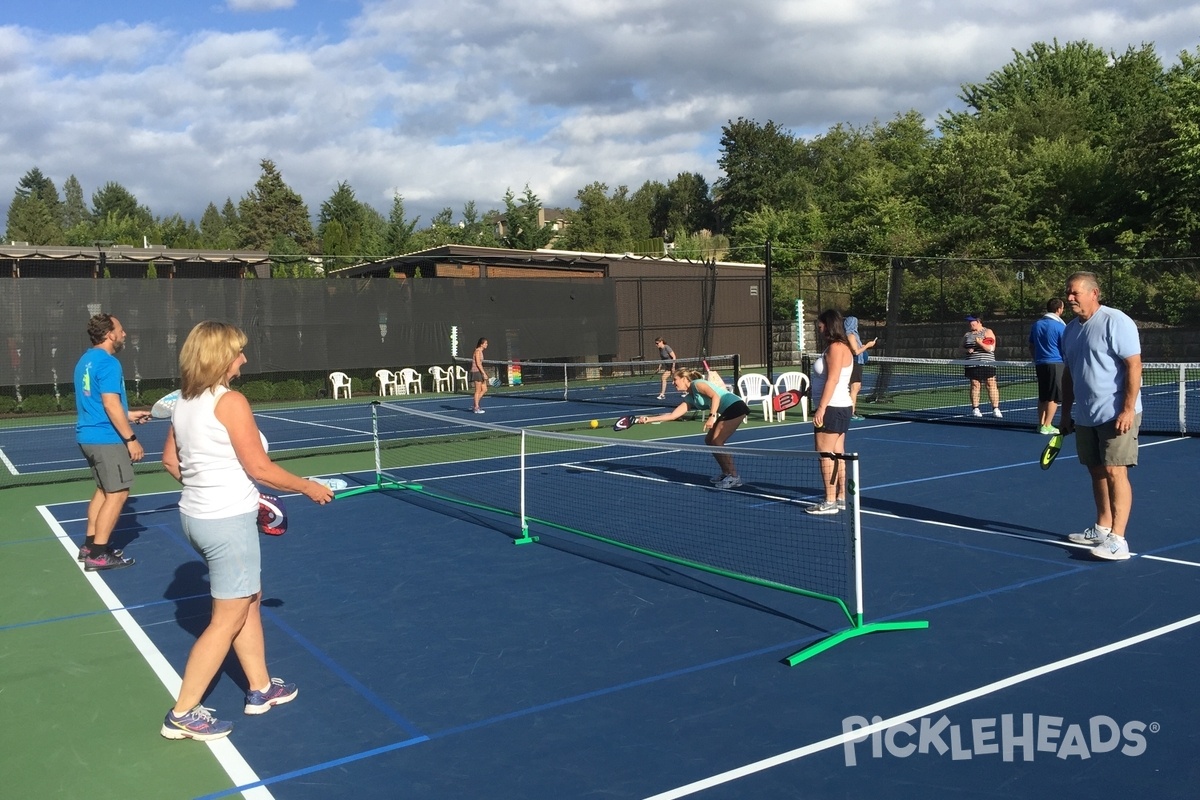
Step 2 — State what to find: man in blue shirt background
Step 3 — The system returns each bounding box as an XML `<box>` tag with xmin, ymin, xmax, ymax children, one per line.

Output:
<box><xmin>75</xmin><ymin>313</ymin><xmax>149</xmax><ymax>570</ymax></box>
<box><xmin>1028</xmin><ymin>298</ymin><xmax>1066</xmax><ymax>434</ymax></box>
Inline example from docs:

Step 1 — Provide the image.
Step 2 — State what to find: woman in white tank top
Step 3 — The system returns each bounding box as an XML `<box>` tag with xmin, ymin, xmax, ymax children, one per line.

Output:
<box><xmin>159</xmin><ymin>321</ymin><xmax>334</xmax><ymax>742</ymax></box>
<box><xmin>807</xmin><ymin>310</ymin><xmax>855</xmax><ymax>515</ymax></box>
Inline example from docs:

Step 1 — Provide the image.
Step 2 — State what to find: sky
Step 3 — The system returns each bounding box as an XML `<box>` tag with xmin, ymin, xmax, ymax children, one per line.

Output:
<box><xmin>2</xmin><ymin>0</ymin><xmax>1199</xmax><ymax>234</ymax></box>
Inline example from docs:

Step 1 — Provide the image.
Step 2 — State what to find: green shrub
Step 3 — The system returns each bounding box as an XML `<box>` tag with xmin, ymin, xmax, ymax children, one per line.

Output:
<box><xmin>240</xmin><ymin>381</ymin><xmax>275</xmax><ymax>403</ymax></box>
<box><xmin>350</xmin><ymin>377</ymin><xmax>368</xmax><ymax>395</ymax></box>
<box><xmin>18</xmin><ymin>394</ymin><xmax>59</xmax><ymax>414</ymax></box>
<box><xmin>0</xmin><ymin>396</ymin><xmax>18</xmax><ymax>414</ymax></box>
<box><xmin>59</xmin><ymin>393</ymin><xmax>76</xmax><ymax>412</ymax></box>
<box><xmin>274</xmin><ymin>379</ymin><xmax>307</xmax><ymax>401</ymax></box>
<box><xmin>139</xmin><ymin>388</ymin><xmax>171</xmax><ymax>408</ymax></box>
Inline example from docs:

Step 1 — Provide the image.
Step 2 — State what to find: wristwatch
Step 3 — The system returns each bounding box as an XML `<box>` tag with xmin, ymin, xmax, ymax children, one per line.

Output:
<box><xmin>122</xmin><ymin>433</ymin><xmax>138</xmax><ymax>443</ymax></box>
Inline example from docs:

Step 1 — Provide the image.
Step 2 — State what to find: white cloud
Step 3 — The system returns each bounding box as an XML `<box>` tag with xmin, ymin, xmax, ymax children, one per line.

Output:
<box><xmin>1</xmin><ymin>2</ymin><xmax>1198</xmax><ymax>232</ymax></box>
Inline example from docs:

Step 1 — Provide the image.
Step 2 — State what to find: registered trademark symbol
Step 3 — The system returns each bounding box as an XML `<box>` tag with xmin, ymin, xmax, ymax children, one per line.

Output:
<box><xmin>1149</xmin><ymin>722</ymin><xmax>1160</xmax><ymax>734</ymax></box>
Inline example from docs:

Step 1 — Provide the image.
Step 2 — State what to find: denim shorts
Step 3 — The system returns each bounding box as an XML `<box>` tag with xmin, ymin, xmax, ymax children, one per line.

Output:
<box><xmin>180</xmin><ymin>510</ymin><xmax>261</xmax><ymax>599</ymax></box>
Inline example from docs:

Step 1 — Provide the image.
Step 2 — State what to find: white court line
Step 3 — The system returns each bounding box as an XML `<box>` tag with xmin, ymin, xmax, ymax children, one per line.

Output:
<box><xmin>37</xmin><ymin>505</ymin><xmax>275</xmax><ymax>800</ymax></box>
<box><xmin>0</xmin><ymin>446</ymin><xmax>18</xmax><ymax>475</ymax></box>
<box><xmin>644</xmin><ymin>611</ymin><xmax>1200</xmax><ymax>800</ymax></box>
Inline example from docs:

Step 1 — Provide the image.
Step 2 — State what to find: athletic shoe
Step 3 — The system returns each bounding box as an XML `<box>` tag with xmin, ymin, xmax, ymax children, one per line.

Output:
<box><xmin>710</xmin><ymin>474</ymin><xmax>726</xmax><ymax>484</ymax></box>
<box><xmin>836</xmin><ymin>499</ymin><xmax>846</xmax><ymax>511</ymax></box>
<box><xmin>656</xmin><ymin>394</ymin><xmax>666</xmax><ymax>400</ymax></box>
<box><xmin>992</xmin><ymin>408</ymin><xmax>1003</xmax><ymax>419</ymax></box>
<box><xmin>1067</xmin><ymin>524</ymin><xmax>1110</xmax><ymax>545</ymax></box>
<box><xmin>245</xmin><ymin>678</ymin><xmax>298</xmax><ymax>715</ymax></box>
<box><xmin>1038</xmin><ymin>424</ymin><xmax>1060</xmax><ymax>435</ymax></box>
<box><xmin>714</xmin><ymin>475</ymin><xmax>743</xmax><ymax>489</ymax></box>
<box><xmin>472</xmin><ymin>408</ymin><xmax>485</xmax><ymax>414</ymax></box>
<box><xmin>161</xmin><ymin>705</ymin><xmax>233</xmax><ymax>741</ymax></box>
<box><xmin>84</xmin><ymin>550</ymin><xmax>135</xmax><ymax>571</ymax></box>
<box><xmin>77</xmin><ymin>543</ymin><xmax>123</xmax><ymax>562</ymax></box>
<box><xmin>850</xmin><ymin>415</ymin><xmax>865</xmax><ymax>422</ymax></box>
<box><xmin>1091</xmin><ymin>533</ymin><xmax>1131</xmax><ymax>561</ymax></box>
<box><xmin>805</xmin><ymin>500</ymin><xmax>840</xmax><ymax>515</ymax></box>
<box><xmin>971</xmin><ymin>407</ymin><xmax>983</xmax><ymax>418</ymax></box>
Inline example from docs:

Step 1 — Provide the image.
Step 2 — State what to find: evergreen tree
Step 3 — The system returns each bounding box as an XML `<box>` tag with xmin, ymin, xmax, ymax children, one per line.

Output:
<box><xmin>61</xmin><ymin>175</ymin><xmax>90</xmax><ymax>229</ymax></box>
<box><xmin>499</xmin><ymin>186</ymin><xmax>557</xmax><ymax>250</ymax></box>
<box><xmin>238</xmin><ymin>159</ymin><xmax>315</xmax><ymax>253</ymax></box>
<box><xmin>385</xmin><ymin>193</ymin><xmax>419</xmax><ymax>255</ymax></box>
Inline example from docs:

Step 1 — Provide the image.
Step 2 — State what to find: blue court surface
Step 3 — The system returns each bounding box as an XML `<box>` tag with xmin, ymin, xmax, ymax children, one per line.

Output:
<box><xmin>35</xmin><ymin>407</ymin><xmax>1200</xmax><ymax>799</ymax></box>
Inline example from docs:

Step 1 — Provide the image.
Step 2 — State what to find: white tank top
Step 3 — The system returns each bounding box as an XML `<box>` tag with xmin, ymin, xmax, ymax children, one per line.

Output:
<box><xmin>172</xmin><ymin>386</ymin><xmax>261</xmax><ymax>519</ymax></box>
<box><xmin>810</xmin><ymin>348</ymin><xmax>854</xmax><ymax>408</ymax></box>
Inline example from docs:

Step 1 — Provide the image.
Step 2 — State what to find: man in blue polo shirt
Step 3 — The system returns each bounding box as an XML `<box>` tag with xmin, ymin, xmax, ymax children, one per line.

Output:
<box><xmin>75</xmin><ymin>313</ymin><xmax>150</xmax><ymax>570</ymax></box>
<box><xmin>1028</xmin><ymin>298</ymin><xmax>1066</xmax><ymax>434</ymax></box>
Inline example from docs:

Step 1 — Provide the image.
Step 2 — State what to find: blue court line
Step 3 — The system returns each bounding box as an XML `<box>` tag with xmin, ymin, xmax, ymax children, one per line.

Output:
<box><xmin>260</xmin><ymin>606</ymin><xmax>426</xmax><ymax>738</ymax></box>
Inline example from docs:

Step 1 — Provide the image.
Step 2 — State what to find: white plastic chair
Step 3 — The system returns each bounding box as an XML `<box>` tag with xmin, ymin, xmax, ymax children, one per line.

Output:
<box><xmin>396</xmin><ymin>368</ymin><xmax>422</xmax><ymax>395</ymax></box>
<box><xmin>772</xmin><ymin>371</ymin><xmax>810</xmax><ymax>422</ymax></box>
<box><xmin>453</xmin><ymin>365</ymin><xmax>470</xmax><ymax>392</ymax></box>
<box><xmin>329</xmin><ymin>371</ymin><xmax>352</xmax><ymax>399</ymax></box>
<box><xmin>736</xmin><ymin>373</ymin><xmax>774</xmax><ymax>422</ymax></box>
<box><xmin>374</xmin><ymin>369</ymin><xmax>399</xmax><ymax>397</ymax></box>
<box><xmin>428</xmin><ymin>366</ymin><xmax>454</xmax><ymax>392</ymax></box>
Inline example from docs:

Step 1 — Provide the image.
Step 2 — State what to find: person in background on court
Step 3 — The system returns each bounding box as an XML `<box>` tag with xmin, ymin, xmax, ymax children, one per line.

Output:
<box><xmin>842</xmin><ymin>315</ymin><xmax>877</xmax><ymax>421</ymax></box>
<box><xmin>1028</xmin><ymin>298</ymin><xmax>1066</xmax><ymax>435</ymax></box>
<box><xmin>635</xmin><ymin>368</ymin><xmax>749</xmax><ymax>489</ymax></box>
<box><xmin>1059</xmin><ymin>272</ymin><xmax>1142</xmax><ymax>562</ymax></box>
<box><xmin>160</xmin><ymin>321</ymin><xmax>334</xmax><ymax>741</ymax></box>
<box><xmin>471</xmin><ymin>337</ymin><xmax>489</xmax><ymax>414</ymax></box>
<box><xmin>807</xmin><ymin>309</ymin><xmax>855</xmax><ymax>514</ymax></box>
<box><xmin>74</xmin><ymin>313</ymin><xmax>150</xmax><ymax>570</ymax></box>
<box><xmin>654</xmin><ymin>337</ymin><xmax>677</xmax><ymax>400</ymax></box>
<box><xmin>963</xmin><ymin>314</ymin><xmax>1002</xmax><ymax>418</ymax></box>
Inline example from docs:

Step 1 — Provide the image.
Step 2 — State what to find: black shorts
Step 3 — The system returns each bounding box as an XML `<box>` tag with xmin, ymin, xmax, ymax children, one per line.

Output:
<box><xmin>965</xmin><ymin>365</ymin><xmax>996</xmax><ymax>381</ymax></box>
<box><xmin>815</xmin><ymin>405</ymin><xmax>852</xmax><ymax>434</ymax></box>
<box><xmin>850</xmin><ymin>362</ymin><xmax>864</xmax><ymax>384</ymax></box>
<box><xmin>1035</xmin><ymin>362</ymin><xmax>1064</xmax><ymax>403</ymax></box>
<box><xmin>717</xmin><ymin>399</ymin><xmax>750</xmax><ymax>421</ymax></box>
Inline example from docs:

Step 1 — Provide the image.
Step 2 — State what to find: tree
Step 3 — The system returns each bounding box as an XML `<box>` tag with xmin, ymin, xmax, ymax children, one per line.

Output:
<box><xmin>318</xmin><ymin>181</ymin><xmax>366</xmax><ymax>256</ymax></box>
<box><xmin>557</xmin><ymin>183</ymin><xmax>634</xmax><ymax>253</ymax></box>
<box><xmin>714</xmin><ymin>118</ymin><xmax>804</xmax><ymax>229</ymax></box>
<box><xmin>61</xmin><ymin>175</ymin><xmax>90</xmax><ymax>229</ymax></box>
<box><xmin>7</xmin><ymin>167</ymin><xmax>64</xmax><ymax>244</ymax></box>
<box><xmin>91</xmin><ymin>182</ymin><xmax>146</xmax><ymax>224</ymax></box>
<box><xmin>499</xmin><ymin>186</ymin><xmax>557</xmax><ymax>250</ymax></box>
<box><xmin>238</xmin><ymin>159</ymin><xmax>315</xmax><ymax>253</ymax></box>
<box><xmin>384</xmin><ymin>193</ymin><xmax>419</xmax><ymax>255</ymax></box>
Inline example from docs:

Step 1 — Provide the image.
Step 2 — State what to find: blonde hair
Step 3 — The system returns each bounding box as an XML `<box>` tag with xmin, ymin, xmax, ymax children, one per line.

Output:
<box><xmin>179</xmin><ymin>321</ymin><xmax>248</xmax><ymax>399</ymax></box>
<box><xmin>672</xmin><ymin>367</ymin><xmax>704</xmax><ymax>382</ymax></box>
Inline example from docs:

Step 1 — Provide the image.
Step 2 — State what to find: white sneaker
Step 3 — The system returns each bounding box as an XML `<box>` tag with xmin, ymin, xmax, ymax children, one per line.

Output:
<box><xmin>971</xmin><ymin>407</ymin><xmax>983</xmax><ymax>418</ymax></box>
<box><xmin>805</xmin><ymin>500</ymin><xmax>839</xmax><ymax>515</ymax></box>
<box><xmin>710</xmin><ymin>474</ymin><xmax>726</xmax><ymax>484</ymax></box>
<box><xmin>656</xmin><ymin>394</ymin><xmax>666</xmax><ymax>400</ymax></box>
<box><xmin>1091</xmin><ymin>533</ymin><xmax>1131</xmax><ymax>561</ymax></box>
<box><xmin>472</xmin><ymin>408</ymin><xmax>485</xmax><ymax>414</ymax></box>
<box><xmin>715</xmin><ymin>475</ymin><xmax>743</xmax><ymax>489</ymax></box>
<box><xmin>992</xmin><ymin>408</ymin><xmax>1003</xmax><ymax>419</ymax></box>
<box><xmin>1067</xmin><ymin>524</ymin><xmax>1110</xmax><ymax>545</ymax></box>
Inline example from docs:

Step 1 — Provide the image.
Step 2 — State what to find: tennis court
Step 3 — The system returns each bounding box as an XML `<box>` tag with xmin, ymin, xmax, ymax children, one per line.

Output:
<box><xmin>4</xmin><ymin>389</ymin><xmax>1200</xmax><ymax>799</ymax></box>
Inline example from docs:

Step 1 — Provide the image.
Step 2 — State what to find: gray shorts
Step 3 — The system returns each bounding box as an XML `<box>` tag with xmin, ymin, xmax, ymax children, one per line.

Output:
<box><xmin>181</xmin><ymin>510</ymin><xmax>261</xmax><ymax>599</ymax></box>
<box><xmin>79</xmin><ymin>443</ymin><xmax>135</xmax><ymax>492</ymax></box>
<box><xmin>1075</xmin><ymin>414</ymin><xmax>1140</xmax><ymax>468</ymax></box>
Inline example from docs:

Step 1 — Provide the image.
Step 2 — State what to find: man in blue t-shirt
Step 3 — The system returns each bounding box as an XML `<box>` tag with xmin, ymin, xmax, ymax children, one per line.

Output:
<box><xmin>1060</xmin><ymin>273</ymin><xmax>1142</xmax><ymax>562</ymax></box>
<box><xmin>1028</xmin><ymin>298</ymin><xmax>1066</xmax><ymax>434</ymax></box>
<box><xmin>74</xmin><ymin>313</ymin><xmax>150</xmax><ymax>570</ymax></box>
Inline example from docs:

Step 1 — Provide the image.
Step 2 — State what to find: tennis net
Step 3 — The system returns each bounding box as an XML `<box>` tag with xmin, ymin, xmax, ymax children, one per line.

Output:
<box><xmin>858</xmin><ymin>356</ymin><xmax>1199</xmax><ymax>435</ymax></box>
<box><xmin>344</xmin><ymin>401</ymin><xmax>926</xmax><ymax>665</ymax></box>
<box><xmin>452</xmin><ymin>353</ymin><xmax>740</xmax><ymax>408</ymax></box>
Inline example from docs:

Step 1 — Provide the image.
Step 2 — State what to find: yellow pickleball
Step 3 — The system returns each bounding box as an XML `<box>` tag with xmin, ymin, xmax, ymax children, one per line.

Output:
<box><xmin>590</xmin><ymin>419</ymin><xmax>599</xmax><ymax>428</ymax></box>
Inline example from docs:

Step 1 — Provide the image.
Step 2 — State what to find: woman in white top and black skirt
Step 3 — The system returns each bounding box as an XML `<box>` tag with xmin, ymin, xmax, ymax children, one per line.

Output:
<box><xmin>807</xmin><ymin>309</ymin><xmax>855</xmax><ymax>515</ymax></box>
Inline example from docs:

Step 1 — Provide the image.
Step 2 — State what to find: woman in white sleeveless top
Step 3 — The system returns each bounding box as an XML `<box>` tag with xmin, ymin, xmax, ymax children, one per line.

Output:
<box><xmin>160</xmin><ymin>321</ymin><xmax>334</xmax><ymax>742</ymax></box>
<box><xmin>807</xmin><ymin>309</ymin><xmax>855</xmax><ymax>515</ymax></box>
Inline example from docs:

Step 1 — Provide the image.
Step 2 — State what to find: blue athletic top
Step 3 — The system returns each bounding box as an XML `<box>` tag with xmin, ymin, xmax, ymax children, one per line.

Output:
<box><xmin>844</xmin><ymin>316</ymin><xmax>868</xmax><ymax>365</ymax></box>
<box><xmin>1062</xmin><ymin>305</ymin><xmax>1142</xmax><ymax>427</ymax></box>
<box><xmin>74</xmin><ymin>347</ymin><xmax>128</xmax><ymax>444</ymax></box>
<box><xmin>1028</xmin><ymin>313</ymin><xmax>1065</xmax><ymax>364</ymax></box>
<box><xmin>686</xmin><ymin>379</ymin><xmax>740</xmax><ymax>415</ymax></box>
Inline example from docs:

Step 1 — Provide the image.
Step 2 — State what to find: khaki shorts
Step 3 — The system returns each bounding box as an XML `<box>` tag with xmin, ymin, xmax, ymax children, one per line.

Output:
<box><xmin>1075</xmin><ymin>414</ymin><xmax>1140</xmax><ymax>468</ymax></box>
<box><xmin>79</xmin><ymin>443</ymin><xmax>135</xmax><ymax>492</ymax></box>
